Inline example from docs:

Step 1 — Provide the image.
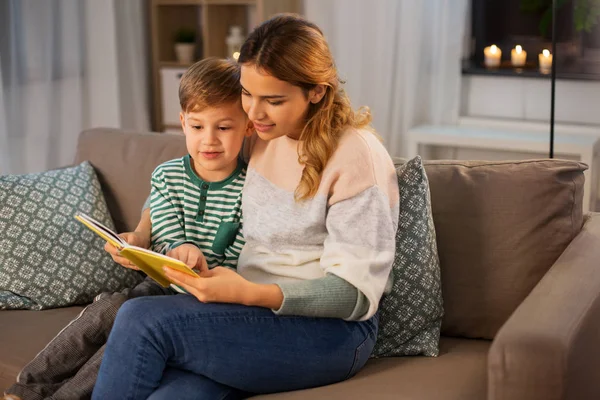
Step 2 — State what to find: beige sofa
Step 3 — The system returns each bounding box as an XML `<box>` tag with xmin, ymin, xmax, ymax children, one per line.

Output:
<box><xmin>2</xmin><ymin>128</ymin><xmax>600</xmax><ymax>400</ymax></box>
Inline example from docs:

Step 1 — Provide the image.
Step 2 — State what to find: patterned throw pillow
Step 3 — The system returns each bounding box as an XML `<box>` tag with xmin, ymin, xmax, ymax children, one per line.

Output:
<box><xmin>0</xmin><ymin>161</ymin><xmax>143</xmax><ymax>310</ymax></box>
<box><xmin>371</xmin><ymin>156</ymin><xmax>444</xmax><ymax>357</ymax></box>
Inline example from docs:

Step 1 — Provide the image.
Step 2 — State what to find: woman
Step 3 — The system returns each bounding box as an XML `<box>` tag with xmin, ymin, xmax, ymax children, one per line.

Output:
<box><xmin>93</xmin><ymin>14</ymin><xmax>399</xmax><ymax>399</ymax></box>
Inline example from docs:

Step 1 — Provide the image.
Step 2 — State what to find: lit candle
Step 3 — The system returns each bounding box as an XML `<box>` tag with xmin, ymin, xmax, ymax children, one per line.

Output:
<box><xmin>511</xmin><ymin>45</ymin><xmax>527</xmax><ymax>67</ymax></box>
<box><xmin>539</xmin><ymin>49</ymin><xmax>553</xmax><ymax>74</ymax></box>
<box><xmin>484</xmin><ymin>44</ymin><xmax>502</xmax><ymax>68</ymax></box>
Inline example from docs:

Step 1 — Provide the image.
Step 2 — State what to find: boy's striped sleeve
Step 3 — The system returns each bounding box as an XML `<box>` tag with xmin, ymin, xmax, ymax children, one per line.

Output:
<box><xmin>150</xmin><ymin>167</ymin><xmax>186</xmax><ymax>254</ymax></box>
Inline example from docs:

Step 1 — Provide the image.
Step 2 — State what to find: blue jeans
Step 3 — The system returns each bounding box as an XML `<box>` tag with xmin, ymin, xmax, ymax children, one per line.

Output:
<box><xmin>92</xmin><ymin>294</ymin><xmax>378</xmax><ymax>399</ymax></box>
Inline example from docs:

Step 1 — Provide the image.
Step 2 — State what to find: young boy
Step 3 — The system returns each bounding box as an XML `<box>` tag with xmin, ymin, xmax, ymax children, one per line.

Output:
<box><xmin>150</xmin><ymin>56</ymin><xmax>250</xmax><ymax>280</ymax></box>
<box><xmin>4</xmin><ymin>57</ymin><xmax>252</xmax><ymax>400</ymax></box>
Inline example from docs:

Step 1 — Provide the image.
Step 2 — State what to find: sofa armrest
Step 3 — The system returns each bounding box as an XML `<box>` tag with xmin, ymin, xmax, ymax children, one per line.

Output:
<box><xmin>488</xmin><ymin>213</ymin><xmax>600</xmax><ymax>400</ymax></box>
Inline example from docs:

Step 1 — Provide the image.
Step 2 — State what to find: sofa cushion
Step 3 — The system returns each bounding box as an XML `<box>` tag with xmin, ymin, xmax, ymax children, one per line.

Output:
<box><xmin>0</xmin><ymin>161</ymin><xmax>143</xmax><ymax>310</ymax></box>
<box><xmin>253</xmin><ymin>337</ymin><xmax>489</xmax><ymax>400</ymax></box>
<box><xmin>372</xmin><ymin>156</ymin><xmax>443</xmax><ymax>357</ymax></box>
<box><xmin>423</xmin><ymin>159</ymin><xmax>586</xmax><ymax>339</ymax></box>
<box><xmin>0</xmin><ymin>306</ymin><xmax>84</xmax><ymax>391</ymax></box>
<box><xmin>74</xmin><ymin>128</ymin><xmax>188</xmax><ymax>233</ymax></box>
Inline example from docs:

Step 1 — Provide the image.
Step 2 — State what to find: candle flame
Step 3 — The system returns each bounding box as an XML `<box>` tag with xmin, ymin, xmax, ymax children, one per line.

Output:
<box><xmin>543</xmin><ymin>49</ymin><xmax>550</xmax><ymax>57</ymax></box>
<box><xmin>490</xmin><ymin>45</ymin><xmax>498</xmax><ymax>54</ymax></box>
<box><xmin>516</xmin><ymin>45</ymin><xmax>522</xmax><ymax>54</ymax></box>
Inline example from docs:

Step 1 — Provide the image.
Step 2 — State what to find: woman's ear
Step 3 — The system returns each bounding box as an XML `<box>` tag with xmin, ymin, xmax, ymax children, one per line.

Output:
<box><xmin>309</xmin><ymin>84</ymin><xmax>327</xmax><ymax>104</ymax></box>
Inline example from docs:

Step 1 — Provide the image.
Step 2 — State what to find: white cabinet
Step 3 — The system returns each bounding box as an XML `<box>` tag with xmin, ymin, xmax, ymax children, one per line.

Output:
<box><xmin>160</xmin><ymin>67</ymin><xmax>187</xmax><ymax>128</ymax></box>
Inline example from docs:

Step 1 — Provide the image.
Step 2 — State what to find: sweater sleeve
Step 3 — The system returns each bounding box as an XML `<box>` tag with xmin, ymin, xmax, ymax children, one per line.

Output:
<box><xmin>275</xmin><ymin>274</ymin><xmax>370</xmax><ymax>320</ymax></box>
<box><xmin>273</xmin><ymin>185</ymin><xmax>397</xmax><ymax>321</ymax></box>
<box><xmin>319</xmin><ymin>186</ymin><xmax>397</xmax><ymax>320</ymax></box>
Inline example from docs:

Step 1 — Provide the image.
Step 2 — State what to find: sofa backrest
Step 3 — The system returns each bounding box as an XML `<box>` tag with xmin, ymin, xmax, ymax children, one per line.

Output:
<box><xmin>75</xmin><ymin>129</ymin><xmax>587</xmax><ymax>339</ymax></box>
<box><xmin>74</xmin><ymin>128</ymin><xmax>187</xmax><ymax>233</ymax></box>
<box><xmin>422</xmin><ymin>159</ymin><xmax>586</xmax><ymax>339</ymax></box>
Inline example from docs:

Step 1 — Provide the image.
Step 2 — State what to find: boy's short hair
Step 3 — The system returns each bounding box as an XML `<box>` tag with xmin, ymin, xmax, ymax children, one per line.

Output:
<box><xmin>179</xmin><ymin>57</ymin><xmax>241</xmax><ymax>113</ymax></box>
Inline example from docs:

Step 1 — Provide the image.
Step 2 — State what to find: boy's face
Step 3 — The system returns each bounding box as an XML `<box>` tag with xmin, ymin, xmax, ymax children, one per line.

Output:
<box><xmin>180</xmin><ymin>102</ymin><xmax>252</xmax><ymax>182</ymax></box>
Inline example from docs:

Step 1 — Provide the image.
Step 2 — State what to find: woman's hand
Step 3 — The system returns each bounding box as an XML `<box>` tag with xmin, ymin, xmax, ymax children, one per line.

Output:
<box><xmin>166</xmin><ymin>244</ymin><xmax>208</xmax><ymax>273</ymax></box>
<box><xmin>104</xmin><ymin>231</ymin><xmax>150</xmax><ymax>271</ymax></box>
<box><xmin>163</xmin><ymin>266</ymin><xmax>284</xmax><ymax>308</ymax></box>
<box><xmin>164</xmin><ymin>267</ymin><xmax>253</xmax><ymax>304</ymax></box>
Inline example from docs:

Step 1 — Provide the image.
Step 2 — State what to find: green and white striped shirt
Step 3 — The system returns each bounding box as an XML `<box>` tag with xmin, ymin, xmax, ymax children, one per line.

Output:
<box><xmin>150</xmin><ymin>155</ymin><xmax>245</xmax><ymax>269</ymax></box>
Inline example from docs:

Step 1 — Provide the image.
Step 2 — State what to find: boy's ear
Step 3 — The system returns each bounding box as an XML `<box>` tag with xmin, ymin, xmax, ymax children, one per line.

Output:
<box><xmin>309</xmin><ymin>84</ymin><xmax>327</xmax><ymax>104</ymax></box>
<box><xmin>244</xmin><ymin>119</ymin><xmax>254</xmax><ymax>137</ymax></box>
<box><xmin>179</xmin><ymin>112</ymin><xmax>186</xmax><ymax>134</ymax></box>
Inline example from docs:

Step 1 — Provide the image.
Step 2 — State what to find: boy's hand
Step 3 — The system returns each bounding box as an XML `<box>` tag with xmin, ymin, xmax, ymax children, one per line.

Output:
<box><xmin>166</xmin><ymin>244</ymin><xmax>208</xmax><ymax>273</ymax></box>
<box><xmin>104</xmin><ymin>232</ymin><xmax>150</xmax><ymax>271</ymax></box>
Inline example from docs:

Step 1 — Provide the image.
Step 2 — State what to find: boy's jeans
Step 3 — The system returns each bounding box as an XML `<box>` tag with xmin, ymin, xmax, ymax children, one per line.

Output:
<box><xmin>6</xmin><ymin>278</ymin><xmax>172</xmax><ymax>400</ymax></box>
<box><xmin>92</xmin><ymin>294</ymin><xmax>378</xmax><ymax>400</ymax></box>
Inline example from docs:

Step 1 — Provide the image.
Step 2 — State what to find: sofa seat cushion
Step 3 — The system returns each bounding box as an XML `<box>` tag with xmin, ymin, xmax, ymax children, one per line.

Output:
<box><xmin>253</xmin><ymin>337</ymin><xmax>489</xmax><ymax>400</ymax></box>
<box><xmin>0</xmin><ymin>310</ymin><xmax>489</xmax><ymax>398</ymax></box>
<box><xmin>0</xmin><ymin>306</ymin><xmax>84</xmax><ymax>391</ymax></box>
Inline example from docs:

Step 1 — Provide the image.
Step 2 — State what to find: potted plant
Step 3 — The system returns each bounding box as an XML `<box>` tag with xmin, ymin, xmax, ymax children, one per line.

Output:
<box><xmin>521</xmin><ymin>0</ymin><xmax>600</xmax><ymax>37</ymax></box>
<box><xmin>174</xmin><ymin>28</ymin><xmax>196</xmax><ymax>64</ymax></box>
<box><xmin>521</xmin><ymin>0</ymin><xmax>600</xmax><ymax>60</ymax></box>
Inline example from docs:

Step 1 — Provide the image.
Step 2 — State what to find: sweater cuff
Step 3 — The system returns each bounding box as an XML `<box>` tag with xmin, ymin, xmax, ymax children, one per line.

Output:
<box><xmin>273</xmin><ymin>274</ymin><xmax>370</xmax><ymax>320</ymax></box>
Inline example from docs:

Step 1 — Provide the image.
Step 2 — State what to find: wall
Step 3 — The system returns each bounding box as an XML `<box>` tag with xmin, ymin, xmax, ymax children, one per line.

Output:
<box><xmin>424</xmin><ymin>75</ymin><xmax>600</xmax><ymax>210</ymax></box>
<box><xmin>461</xmin><ymin>75</ymin><xmax>600</xmax><ymax>127</ymax></box>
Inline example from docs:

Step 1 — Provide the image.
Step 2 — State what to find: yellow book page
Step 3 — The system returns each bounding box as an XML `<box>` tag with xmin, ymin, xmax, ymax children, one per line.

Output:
<box><xmin>75</xmin><ymin>213</ymin><xmax>199</xmax><ymax>288</ymax></box>
<box><xmin>75</xmin><ymin>214</ymin><xmax>124</xmax><ymax>250</ymax></box>
<box><xmin>120</xmin><ymin>247</ymin><xmax>200</xmax><ymax>288</ymax></box>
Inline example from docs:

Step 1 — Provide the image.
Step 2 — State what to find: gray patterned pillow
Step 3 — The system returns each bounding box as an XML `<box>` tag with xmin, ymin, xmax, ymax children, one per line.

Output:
<box><xmin>0</xmin><ymin>161</ymin><xmax>143</xmax><ymax>310</ymax></box>
<box><xmin>371</xmin><ymin>156</ymin><xmax>444</xmax><ymax>357</ymax></box>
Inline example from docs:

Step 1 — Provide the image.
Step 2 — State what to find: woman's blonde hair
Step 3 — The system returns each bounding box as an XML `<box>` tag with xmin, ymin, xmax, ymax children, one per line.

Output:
<box><xmin>238</xmin><ymin>14</ymin><xmax>372</xmax><ymax>201</ymax></box>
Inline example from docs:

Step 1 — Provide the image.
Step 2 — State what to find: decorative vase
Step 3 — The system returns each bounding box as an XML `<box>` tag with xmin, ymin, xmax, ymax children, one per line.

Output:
<box><xmin>175</xmin><ymin>43</ymin><xmax>195</xmax><ymax>64</ymax></box>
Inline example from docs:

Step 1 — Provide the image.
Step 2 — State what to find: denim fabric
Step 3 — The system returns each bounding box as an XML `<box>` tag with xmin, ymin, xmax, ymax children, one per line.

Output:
<box><xmin>146</xmin><ymin>368</ymin><xmax>251</xmax><ymax>400</ymax></box>
<box><xmin>92</xmin><ymin>294</ymin><xmax>378</xmax><ymax>399</ymax></box>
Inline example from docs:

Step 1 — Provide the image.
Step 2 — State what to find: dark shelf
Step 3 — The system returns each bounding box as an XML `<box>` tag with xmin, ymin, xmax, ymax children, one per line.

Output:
<box><xmin>462</xmin><ymin>59</ymin><xmax>600</xmax><ymax>81</ymax></box>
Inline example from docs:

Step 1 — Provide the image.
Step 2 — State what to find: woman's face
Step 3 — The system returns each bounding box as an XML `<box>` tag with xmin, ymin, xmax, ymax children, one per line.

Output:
<box><xmin>240</xmin><ymin>64</ymin><xmax>316</xmax><ymax>141</ymax></box>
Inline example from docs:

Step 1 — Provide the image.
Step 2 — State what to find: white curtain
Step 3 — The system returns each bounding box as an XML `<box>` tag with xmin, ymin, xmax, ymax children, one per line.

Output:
<box><xmin>0</xmin><ymin>0</ymin><xmax>150</xmax><ymax>175</ymax></box>
<box><xmin>305</xmin><ymin>0</ymin><xmax>468</xmax><ymax>158</ymax></box>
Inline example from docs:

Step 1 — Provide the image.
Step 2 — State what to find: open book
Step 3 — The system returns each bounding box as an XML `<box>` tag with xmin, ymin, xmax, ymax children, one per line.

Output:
<box><xmin>75</xmin><ymin>213</ymin><xmax>199</xmax><ymax>288</ymax></box>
